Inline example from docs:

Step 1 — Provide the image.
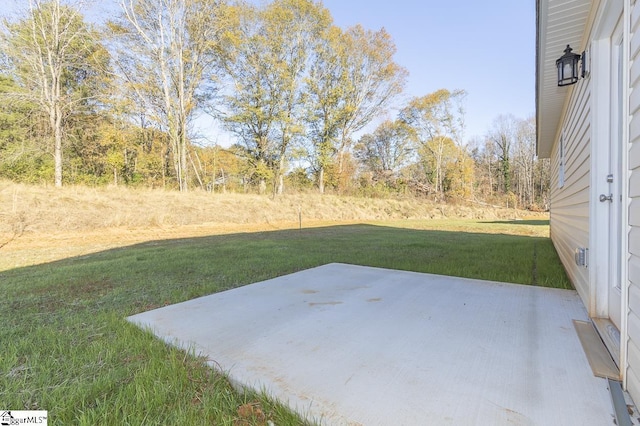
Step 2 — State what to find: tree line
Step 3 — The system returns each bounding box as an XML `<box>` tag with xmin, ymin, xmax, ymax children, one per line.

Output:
<box><xmin>0</xmin><ymin>0</ymin><xmax>549</xmax><ymax>209</ymax></box>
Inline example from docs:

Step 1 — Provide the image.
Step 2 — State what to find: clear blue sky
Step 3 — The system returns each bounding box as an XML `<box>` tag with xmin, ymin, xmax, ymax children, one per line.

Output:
<box><xmin>320</xmin><ymin>0</ymin><xmax>536</xmax><ymax>142</ymax></box>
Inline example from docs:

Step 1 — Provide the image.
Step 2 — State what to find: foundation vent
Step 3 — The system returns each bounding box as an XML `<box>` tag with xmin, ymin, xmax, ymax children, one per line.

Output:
<box><xmin>575</xmin><ymin>247</ymin><xmax>588</xmax><ymax>267</ymax></box>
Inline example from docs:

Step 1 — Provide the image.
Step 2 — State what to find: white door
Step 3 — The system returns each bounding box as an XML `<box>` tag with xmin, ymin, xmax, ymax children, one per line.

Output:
<box><xmin>606</xmin><ymin>19</ymin><xmax>623</xmax><ymax>330</ymax></box>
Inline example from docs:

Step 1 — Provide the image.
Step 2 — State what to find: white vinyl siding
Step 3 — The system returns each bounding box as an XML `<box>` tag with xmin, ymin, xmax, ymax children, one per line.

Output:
<box><xmin>559</xmin><ymin>133</ymin><xmax>566</xmax><ymax>188</ymax></box>
<box><xmin>627</xmin><ymin>0</ymin><xmax>640</xmax><ymax>404</ymax></box>
<box><xmin>550</xmin><ymin>77</ymin><xmax>592</xmax><ymax>305</ymax></box>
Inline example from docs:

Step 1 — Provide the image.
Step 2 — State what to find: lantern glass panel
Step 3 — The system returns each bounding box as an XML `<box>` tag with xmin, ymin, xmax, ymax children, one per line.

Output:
<box><xmin>556</xmin><ymin>46</ymin><xmax>580</xmax><ymax>86</ymax></box>
<box><xmin>556</xmin><ymin>45</ymin><xmax>581</xmax><ymax>86</ymax></box>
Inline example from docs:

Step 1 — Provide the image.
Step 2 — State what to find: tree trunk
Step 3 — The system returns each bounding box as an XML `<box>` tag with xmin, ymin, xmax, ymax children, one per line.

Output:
<box><xmin>53</xmin><ymin>104</ymin><xmax>63</xmax><ymax>188</ymax></box>
<box><xmin>277</xmin><ymin>174</ymin><xmax>284</xmax><ymax>195</ymax></box>
<box><xmin>188</xmin><ymin>149</ymin><xmax>204</xmax><ymax>190</ymax></box>
<box><xmin>171</xmin><ymin>137</ymin><xmax>181</xmax><ymax>190</ymax></box>
<box><xmin>502</xmin><ymin>158</ymin><xmax>510</xmax><ymax>193</ymax></box>
<box><xmin>162</xmin><ymin>147</ymin><xmax>168</xmax><ymax>189</ymax></box>
<box><xmin>180</xmin><ymin>126</ymin><xmax>188</xmax><ymax>192</ymax></box>
<box><xmin>488</xmin><ymin>161</ymin><xmax>493</xmax><ymax>196</ymax></box>
<box><xmin>276</xmin><ymin>157</ymin><xmax>285</xmax><ymax>195</ymax></box>
<box><xmin>318</xmin><ymin>166</ymin><xmax>325</xmax><ymax>194</ymax></box>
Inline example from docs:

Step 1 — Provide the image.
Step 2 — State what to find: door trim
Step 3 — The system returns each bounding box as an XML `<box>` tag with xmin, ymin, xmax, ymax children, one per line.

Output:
<box><xmin>608</xmin><ymin>17</ymin><xmax>623</xmax><ymax>331</ymax></box>
<box><xmin>588</xmin><ymin>0</ymin><xmax>630</xmax><ymax>382</ymax></box>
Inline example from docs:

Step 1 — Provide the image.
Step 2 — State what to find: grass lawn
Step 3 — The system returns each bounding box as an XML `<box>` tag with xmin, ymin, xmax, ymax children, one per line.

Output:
<box><xmin>0</xmin><ymin>219</ymin><xmax>569</xmax><ymax>425</ymax></box>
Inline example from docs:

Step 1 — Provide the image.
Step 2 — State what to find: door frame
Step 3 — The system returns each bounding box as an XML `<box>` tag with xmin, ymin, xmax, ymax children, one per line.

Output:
<box><xmin>589</xmin><ymin>0</ymin><xmax>629</xmax><ymax>375</ymax></box>
<box><xmin>608</xmin><ymin>16</ymin><xmax>623</xmax><ymax>330</ymax></box>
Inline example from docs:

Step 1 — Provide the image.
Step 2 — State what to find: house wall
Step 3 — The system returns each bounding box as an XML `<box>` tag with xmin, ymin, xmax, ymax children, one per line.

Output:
<box><xmin>626</xmin><ymin>0</ymin><xmax>640</xmax><ymax>403</ymax></box>
<box><xmin>541</xmin><ymin>0</ymin><xmax>640</xmax><ymax>404</ymax></box>
<box><xmin>549</xmin><ymin>78</ymin><xmax>592</xmax><ymax>307</ymax></box>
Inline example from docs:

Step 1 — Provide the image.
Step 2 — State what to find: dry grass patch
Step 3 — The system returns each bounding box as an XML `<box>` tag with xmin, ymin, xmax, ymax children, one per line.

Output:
<box><xmin>0</xmin><ymin>180</ymin><xmax>541</xmax><ymax>232</ymax></box>
<box><xmin>0</xmin><ymin>180</ymin><xmax>547</xmax><ymax>271</ymax></box>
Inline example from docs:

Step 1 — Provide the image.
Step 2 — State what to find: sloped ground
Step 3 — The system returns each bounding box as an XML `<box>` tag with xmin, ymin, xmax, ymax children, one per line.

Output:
<box><xmin>0</xmin><ymin>180</ymin><xmax>546</xmax><ymax>270</ymax></box>
<box><xmin>0</xmin><ymin>180</ymin><xmax>541</xmax><ymax>233</ymax></box>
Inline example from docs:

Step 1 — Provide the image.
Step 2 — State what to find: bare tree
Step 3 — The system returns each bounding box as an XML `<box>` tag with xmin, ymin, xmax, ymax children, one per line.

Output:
<box><xmin>487</xmin><ymin>114</ymin><xmax>517</xmax><ymax>194</ymax></box>
<box><xmin>468</xmin><ymin>136</ymin><xmax>497</xmax><ymax>199</ymax></box>
<box><xmin>473</xmin><ymin>115</ymin><xmax>549</xmax><ymax>209</ymax></box>
<box><xmin>110</xmin><ymin>0</ymin><xmax>233</xmax><ymax>192</ymax></box>
<box><xmin>334</xmin><ymin>26</ymin><xmax>406</xmax><ymax>182</ymax></box>
<box><xmin>354</xmin><ymin>119</ymin><xmax>414</xmax><ymax>183</ymax></box>
<box><xmin>512</xmin><ymin>116</ymin><xmax>536</xmax><ymax>207</ymax></box>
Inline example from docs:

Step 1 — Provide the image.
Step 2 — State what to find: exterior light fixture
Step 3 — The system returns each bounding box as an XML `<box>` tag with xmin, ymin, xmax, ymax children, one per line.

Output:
<box><xmin>556</xmin><ymin>44</ymin><xmax>586</xmax><ymax>87</ymax></box>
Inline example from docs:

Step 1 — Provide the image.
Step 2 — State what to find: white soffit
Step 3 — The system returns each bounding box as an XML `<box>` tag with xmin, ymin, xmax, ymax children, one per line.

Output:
<box><xmin>537</xmin><ymin>0</ymin><xmax>592</xmax><ymax>158</ymax></box>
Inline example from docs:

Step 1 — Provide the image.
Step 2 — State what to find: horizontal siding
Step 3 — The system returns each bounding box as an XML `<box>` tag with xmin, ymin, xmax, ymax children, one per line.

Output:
<box><xmin>550</xmin><ymin>74</ymin><xmax>591</xmax><ymax>306</ymax></box>
<box><xmin>631</xmin><ymin>254</ymin><xmax>640</xmax><ymax>285</ymax></box>
<box><xmin>631</xmin><ymin>220</ymin><xmax>640</xmax><ymax>256</ymax></box>
<box><xmin>628</xmin><ymin>0</ymin><xmax>640</xmax><ymax>406</ymax></box>
<box><xmin>631</xmin><ymin>199</ymin><xmax>640</xmax><ymax>227</ymax></box>
<box><xmin>631</xmin><ymin>140</ymin><xmax>640</xmax><ymax>169</ymax></box>
<box><xmin>631</xmin><ymin>170</ymin><xmax>640</xmax><ymax>199</ymax></box>
<box><xmin>632</xmin><ymin>55</ymin><xmax>640</xmax><ymax>90</ymax></box>
<box><xmin>550</xmin><ymin>220</ymin><xmax>590</xmax><ymax>303</ymax></box>
<box><xmin>630</xmin><ymin>253</ymin><xmax>640</xmax><ymax>368</ymax></box>
<box><xmin>630</xmin><ymin>318</ymin><xmax>640</xmax><ymax>363</ymax></box>
<box><xmin>551</xmin><ymin>208</ymin><xmax>590</xmax><ymax>230</ymax></box>
<box><xmin>628</xmin><ymin>339</ymin><xmax>640</xmax><ymax>401</ymax></box>
<box><xmin>630</xmin><ymin>281</ymin><xmax>640</xmax><ymax>319</ymax></box>
<box><xmin>631</xmin><ymin>78</ymin><xmax>640</xmax><ymax>115</ymax></box>
<box><xmin>629</xmin><ymin>300</ymin><xmax>640</xmax><ymax>353</ymax></box>
<box><xmin>551</xmin><ymin>174</ymin><xmax>591</xmax><ymax>207</ymax></box>
<box><xmin>631</xmin><ymin>114</ymin><xmax>640</xmax><ymax>146</ymax></box>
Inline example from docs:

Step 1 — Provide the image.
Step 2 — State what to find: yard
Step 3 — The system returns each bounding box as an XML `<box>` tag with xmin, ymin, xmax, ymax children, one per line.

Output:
<box><xmin>0</xmin><ymin>219</ymin><xmax>569</xmax><ymax>425</ymax></box>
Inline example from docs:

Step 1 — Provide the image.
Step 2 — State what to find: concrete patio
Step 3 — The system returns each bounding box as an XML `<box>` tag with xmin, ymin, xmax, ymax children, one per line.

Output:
<box><xmin>128</xmin><ymin>263</ymin><xmax>618</xmax><ymax>425</ymax></box>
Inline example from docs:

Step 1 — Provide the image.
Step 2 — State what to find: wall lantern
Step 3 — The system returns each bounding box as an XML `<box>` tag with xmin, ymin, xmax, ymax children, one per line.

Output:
<box><xmin>556</xmin><ymin>44</ymin><xmax>586</xmax><ymax>87</ymax></box>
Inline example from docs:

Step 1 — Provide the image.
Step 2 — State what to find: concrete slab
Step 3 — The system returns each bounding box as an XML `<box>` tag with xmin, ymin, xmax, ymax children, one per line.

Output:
<box><xmin>128</xmin><ymin>263</ymin><xmax>616</xmax><ymax>425</ymax></box>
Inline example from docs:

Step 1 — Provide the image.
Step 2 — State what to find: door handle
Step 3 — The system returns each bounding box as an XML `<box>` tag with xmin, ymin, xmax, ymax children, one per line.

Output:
<box><xmin>599</xmin><ymin>193</ymin><xmax>613</xmax><ymax>202</ymax></box>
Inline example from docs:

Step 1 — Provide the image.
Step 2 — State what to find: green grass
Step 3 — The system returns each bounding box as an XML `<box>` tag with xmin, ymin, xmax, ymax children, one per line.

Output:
<box><xmin>0</xmin><ymin>220</ymin><xmax>569</xmax><ymax>425</ymax></box>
